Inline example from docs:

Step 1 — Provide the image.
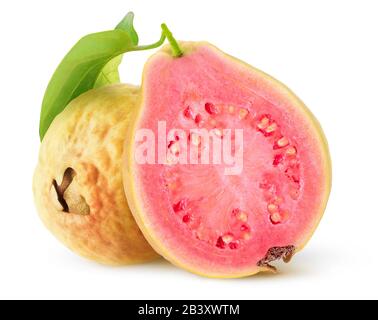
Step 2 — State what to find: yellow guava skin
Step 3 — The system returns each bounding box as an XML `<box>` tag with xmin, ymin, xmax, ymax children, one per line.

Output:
<box><xmin>33</xmin><ymin>84</ymin><xmax>159</xmax><ymax>265</ymax></box>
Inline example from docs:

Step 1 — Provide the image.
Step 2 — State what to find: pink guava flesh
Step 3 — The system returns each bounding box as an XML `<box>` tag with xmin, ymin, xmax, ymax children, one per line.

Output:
<box><xmin>126</xmin><ymin>42</ymin><xmax>331</xmax><ymax>277</ymax></box>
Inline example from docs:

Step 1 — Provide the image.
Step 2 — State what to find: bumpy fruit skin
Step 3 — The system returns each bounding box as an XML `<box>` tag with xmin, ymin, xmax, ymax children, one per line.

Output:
<box><xmin>123</xmin><ymin>42</ymin><xmax>332</xmax><ymax>278</ymax></box>
<box><xmin>33</xmin><ymin>84</ymin><xmax>159</xmax><ymax>265</ymax></box>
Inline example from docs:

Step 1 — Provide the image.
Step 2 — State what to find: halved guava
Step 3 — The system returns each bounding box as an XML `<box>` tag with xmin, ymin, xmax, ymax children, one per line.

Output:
<box><xmin>123</xmin><ymin>42</ymin><xmax>332</xmax><ymax>277</ymax></box>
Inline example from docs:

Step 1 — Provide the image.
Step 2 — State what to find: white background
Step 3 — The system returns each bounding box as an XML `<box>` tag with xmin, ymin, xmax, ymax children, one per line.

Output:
<box><xmin>0</xmin><ymin>0</ymin><xmax>377</xmax><ymax>300</ymax></box>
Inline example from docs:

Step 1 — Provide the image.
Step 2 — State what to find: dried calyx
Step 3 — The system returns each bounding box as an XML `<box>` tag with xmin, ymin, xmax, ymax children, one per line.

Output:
<box><xmin>52</xmin><ymin>168</ymin><xmax>90</xmax><ymax>215</ymax></box>
<box><xmin>257</xmin><ymin>245</ymin><xmax>296</xmax><ymax>272</ymax></box>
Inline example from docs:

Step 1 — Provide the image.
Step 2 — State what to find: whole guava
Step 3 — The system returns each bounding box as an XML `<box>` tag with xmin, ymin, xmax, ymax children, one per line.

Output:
<box><xmin>33</xmin><ymin>84</ymin><xmax>159</xmax><ymax>265</ymax></box>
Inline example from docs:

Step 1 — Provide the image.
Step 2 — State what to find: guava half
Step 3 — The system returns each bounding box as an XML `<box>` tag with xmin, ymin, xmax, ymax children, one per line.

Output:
<box><xmin>33</xmin><ymin>84</ymin><xmax>159</xmax><ymax>265</ymax></box>
<box><xmin>123</xmin><ymin>42</ymin><xmax>332</xmax><ymax>277</ymax></box>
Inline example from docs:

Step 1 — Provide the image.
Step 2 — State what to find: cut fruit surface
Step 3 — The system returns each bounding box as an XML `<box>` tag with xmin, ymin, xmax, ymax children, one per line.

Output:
<box><xmin>123</xmin><ymin>42</ymin><xmax>331</xmax><ymax>278</ymax></box>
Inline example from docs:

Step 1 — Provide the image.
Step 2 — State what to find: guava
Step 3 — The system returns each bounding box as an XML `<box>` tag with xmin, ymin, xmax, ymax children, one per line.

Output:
<box><xmin>123</xmin><ymin>42</ymin><xmax>332</xmax><ymax>277</ymax></box>
<box><xmin>33</xmin><ymin>84</ymin><xmax>159</xmax><ymax>265</ymax></box>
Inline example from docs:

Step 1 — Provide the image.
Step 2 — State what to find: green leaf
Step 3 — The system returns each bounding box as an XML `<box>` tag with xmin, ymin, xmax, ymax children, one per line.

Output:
<box><xmin>116</xmin><ymin>12</ymin><xmax>139</xmax><ymax>46</ymax></box>
<box><xmin>39</xmin><ymin>13</ymin><xmax>166</xmax><ymax>141</ymax></box>
<box><xmin>39</xmin><ymin>29</ymin><xmax>135</xmax><ymax>140</ymax></box>
<box><xmin>94</xmin><ymin>13</ymin><xmax>138</xmax><ymax>89</ymax></box>
<box><xmin>93</xmin><ymin>54</ymin><xmax>123</xmax><ymax>88</ymax></box>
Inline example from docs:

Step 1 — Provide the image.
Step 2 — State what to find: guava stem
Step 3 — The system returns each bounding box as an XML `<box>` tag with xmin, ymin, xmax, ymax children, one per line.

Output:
<box><xmin>131</xmin><ymin>23</ymin><xmax>182</xmax><ymax>56</ymax></box>
<box><xmin>133</xmin><ymin>32</ymin><xmax>167</xmax><ymax>51</ymax></box>
<box><xmin>161</xmin><ymin>23</ymin><xmax>183</xmax><ymax>57</ymax></box>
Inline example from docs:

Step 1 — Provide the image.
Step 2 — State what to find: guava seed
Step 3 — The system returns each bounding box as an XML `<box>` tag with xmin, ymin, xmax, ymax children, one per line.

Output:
<box><xmin>286</xmin><ymin>146</ymin><xmax>297</xmax><ymax>156</ymax></box>
<box><xmin>267</xmin><ymin>203</ymin><xmax>279</xmax><ymax>213</ymax></box>
<box><xmin>238</xmin><ymin>108</ymin><xmax>249</xmax><ymax>119</ymax></box>
<box><xmin>273</xmin><ymin>154</ymin><xmax>284</xmax><ymax>166</ymax></box>
<box><xmin>173</xmin><ymin>199</ymin><xmax>188</xmax><ymax>212</ymax></box>
<box><xmin>184</xmin><ymin>106</ymin><xmax>195</xmax><ymax>119</ymax></box>
<box><xmin>240</xmin><ymin>224</ymin><xmax>249</xmax><ymax>232</ymax></box>
<box><xmin>169</xmin><ymin>141</ymin><xmax>180</xmax><ymax>155</ymax></box>
<box><xmin>216</xmin><ymin>236</ymin><xmax>226</xmax><ymax>249</ymax></box>
<box><xmin>270</xmin><ymin>212</ymin><xmax>282</xmax><ymax>224</ymax></box>
<box><xmin>274</xmin><ymin>136</ymin><xmax>289</xmax><ymax>149</ymax></box>
<box><xmin>205</xmin><ymin>102</ymin><xmax>220</xmax><ymax>115</ymax></box>
<box><xmin>229</xmin><ymin>242</ymin><xmax>239</xmax><ymax>250</ymax></box>
<box><xmin>265</xmin><ymin>122</ymin><xmax>278</xmax><ymax>135</ymax></box>
<box><xmin>257</xmin><ymin>115</ymin><xmax>270</xmax><ymax>130</ymax></box>
<box><xmin>213</xmin><ymin>128</ymin><xmax>222</xmax><ymax>138</ymax></box>
<box><xmin>195</xmin><ymin>114</ymin><xmax>203</xmax><ymax>126</ymax></box>
<box><xmin>190</xmin><ymin>133</ymin><xmax>201</xmax><ymax>146</ymax></box>
<box><xmin>236</xmin><ymin>211</ymin><xmax>248</xmax><ymax>222</ymax></box>
<box><xmin>222</xmin><ymin>233</ymin><xmax>234</xmax><ymax>244</ymax></box>
<box><xmin>242</xmin><ymin>232</ymin><xmax>251</xmax><ymax>240</ymax></box>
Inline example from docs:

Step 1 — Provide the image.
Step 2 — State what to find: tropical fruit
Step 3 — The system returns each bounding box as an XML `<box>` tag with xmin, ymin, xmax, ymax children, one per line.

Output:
<box><xmin>33</xmin><ymin>84</ymin><xmax>159</xmax><ymax>265</ymax></box>
<box><xmin>123</xmin><ymin>42</ymin><xmax>332</xmax><ymax>277</ymax></box>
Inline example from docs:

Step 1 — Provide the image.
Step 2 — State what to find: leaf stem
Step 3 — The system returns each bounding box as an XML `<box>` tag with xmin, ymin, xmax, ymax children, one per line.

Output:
<box><xmin>161</xmin><ymin>23</ymin><xmax>183</xmax><ymax>57</ymax></box>
<box><xmin>133</xmin><ymin>32</ymin><xmax>167</xmax><ymax>51</ymax></box>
